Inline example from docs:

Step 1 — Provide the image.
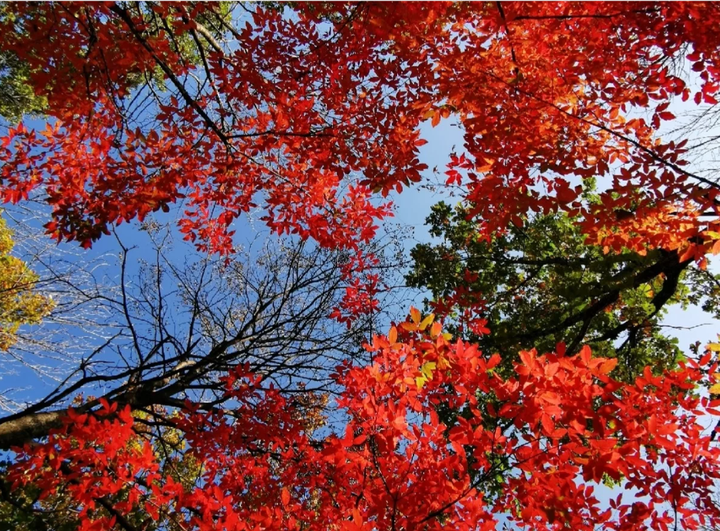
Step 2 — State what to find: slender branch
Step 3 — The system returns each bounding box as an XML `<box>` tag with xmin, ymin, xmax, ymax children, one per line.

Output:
<box><xmin>96</xmin><ymin>497</ymin><xmax>139</xmax><ymax>531</ymax></box>
<box><xmin>108</xmin><ymin>3</ymin><xmax>231</xmax><ymax>145</ymax></box>
<box><xmin>511</xmin><ymin>9</ymin><xmax>656</xmax><ymax>22</ymax></box>
<box><xmin>509</xmin><ymin>249</ymin><xmax>691</xmax><ymax>343</ymax></box>
<box><xmin>193</xmin><ymin>21</ymin><xmax>224</xmax><ymax>55</ymax></box>
<box><xmin>478</xmin><ymin>67</ymin><xmax>720</xmax><ymax>191</ymax></box>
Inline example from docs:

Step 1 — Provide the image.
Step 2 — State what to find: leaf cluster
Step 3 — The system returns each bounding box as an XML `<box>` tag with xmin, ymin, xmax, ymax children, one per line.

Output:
<box><xmin>406</xmin><ymin>200</ymin><xmax>708</xmax><ymax>382</ymax></box>
<box><xmin>0</xmin><ymin>214</ymin><xmax>54</xmax><ymax>351</ymax></box>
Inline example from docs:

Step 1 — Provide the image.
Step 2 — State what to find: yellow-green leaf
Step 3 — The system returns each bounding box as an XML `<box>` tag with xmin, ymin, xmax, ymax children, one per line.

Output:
<box><xmin>419</xmin><ymin>313</ymin><xmax>435</xmax><ymax>331</ymax></box>
<box><xmin>420</xmin><ymin>361</ymin><xmax>436</xmax><ymax>380</ymax></box>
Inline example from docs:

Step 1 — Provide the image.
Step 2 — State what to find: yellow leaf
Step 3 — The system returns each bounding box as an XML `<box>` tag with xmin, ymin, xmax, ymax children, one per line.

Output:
<box><xmin>710</xmin><ymin>383</ymin><xmax>720</xmax><ymax>395</ymax></box>
<box><xmin>0</xmin><ymin>213</ymin><xmax>54</xmax><ymax>351</ymax></box>
<box><xmin>420</xmin><ymin>361</ymin><xmax>436</xmax><ymax>380</ymax></box>
<box><xmin>419</xmin><ymin>313</ymin><xmax>435</xmax><ymax>331</ymax></box>
<box><xmin>707</xmin><ymin>343</ymin><xmax>720</xmax><ymax>352</ymax></box>
<box><xmin>416</xmin><ymin>375</ymin><xmax>428</xmax><ymax>389</ymax></box>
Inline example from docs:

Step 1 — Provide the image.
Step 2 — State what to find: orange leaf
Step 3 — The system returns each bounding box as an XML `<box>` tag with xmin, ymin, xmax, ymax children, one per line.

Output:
<box><xmin>388</xmin><ymin>326</ymin><xmax>398</xmax><ymax>345</ymax></box>
<box><xmin>409</xmin><ymin>307</ymin><xmax>421</xmax><ymax>324</ymax></box>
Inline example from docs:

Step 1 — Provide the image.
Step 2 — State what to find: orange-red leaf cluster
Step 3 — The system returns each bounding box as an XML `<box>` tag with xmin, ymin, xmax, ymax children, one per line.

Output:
<box><xmin>11</xmin><ymin>319</ymin><xmax>720</xmax><ymax>530</ymax></box>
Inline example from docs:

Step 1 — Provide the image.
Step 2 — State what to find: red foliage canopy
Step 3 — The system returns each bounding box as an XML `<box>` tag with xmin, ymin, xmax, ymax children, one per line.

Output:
<box><xmin>3</xmin><ymin>3</ymin><xmax>720</xmax><ymax>529</ymax></box>
<box><xmin>1</xmin><ymin>2</ymin><xmax>719</xmax><ymax>258</ymax></box>
<box><xmin>11</xmin><ymin>314</ymin><xmax>720</xmax><ymax>530</ymax></box>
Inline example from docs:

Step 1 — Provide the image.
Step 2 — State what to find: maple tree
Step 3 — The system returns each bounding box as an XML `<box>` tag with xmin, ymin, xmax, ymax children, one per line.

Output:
<box><xmin>0</xmin><ymin>2</ymin><xmax>232</xmax><ymax>123</ymax></box>
<box><xmin>1</xmin><ymin>2</ymin><xmax>720</xmax><ymax>530</ymax></box>
<box><xmin>0</xmin><ymin>2</ymin><xmax>718</xmax><ymax>322</ymax></box>
<box><xmin>0</xmin><ymin>2</ymin><xmax>719</xmax><ymax>255</ymax></box>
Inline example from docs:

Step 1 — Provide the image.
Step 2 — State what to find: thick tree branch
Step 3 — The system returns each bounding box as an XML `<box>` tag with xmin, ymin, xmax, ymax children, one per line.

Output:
<box><xmin>510</xmin><ymin>249</ymin><xmax>692</xmax><ymax>345</ymax></box>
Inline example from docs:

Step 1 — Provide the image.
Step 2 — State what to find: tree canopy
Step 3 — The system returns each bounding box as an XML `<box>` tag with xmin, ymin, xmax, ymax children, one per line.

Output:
<box><xmin>1</xmin><ymin>2</ymin><xmax>720</xmax><ymax>530</ymax></box>
<box><xmin>405</xmin><ymin>196</ymin><xmax>720</xmax><ymax>382</ymax></box>
<box><xmin>0</xmin><ymin>213</ymin><xmax>53</xmax><ymax>352</ymax></box>
<box><xmin>2</xmin><ymin>3</ymin><xmax>719</xmax><ymax>258</ymax></box>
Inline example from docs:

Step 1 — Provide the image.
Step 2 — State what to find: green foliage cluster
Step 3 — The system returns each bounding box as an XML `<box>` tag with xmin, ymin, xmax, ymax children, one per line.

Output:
<box><xmin>406</xmin><ymin>199</ymin><xmax>716</xmax><ymax>382</ymax></box>
<box><xmin>0</xmin><ymin>5</ymin><xmax>47</xmax><ymax>122</ymax></box>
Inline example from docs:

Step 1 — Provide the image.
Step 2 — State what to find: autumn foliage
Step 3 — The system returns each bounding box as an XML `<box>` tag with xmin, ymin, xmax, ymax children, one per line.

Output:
<box><xmin>9</xmin><ymin>312</ymin><xmax>720</xmax><ymax>530</ymax></box>
<box><xmin>2</xmin><ymin>2</ymin><xmax>720</xmax><ymax>530</ymax></box>
<box><xmin>1</xmin><ymin>3</ymin><xmax>719</xmax><ymax>255</ymax></box>
<box><xmin>0</xmin><ymin>213</ymin><xmax>54</xmax><ymax>350</ymax></box>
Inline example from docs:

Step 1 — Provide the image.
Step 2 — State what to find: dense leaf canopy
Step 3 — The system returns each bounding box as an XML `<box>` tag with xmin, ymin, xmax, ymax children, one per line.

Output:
<box><xmin>1</xmin><ymin>2</ymin><xmax>720</xmax><ymax>531</ymax></box>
